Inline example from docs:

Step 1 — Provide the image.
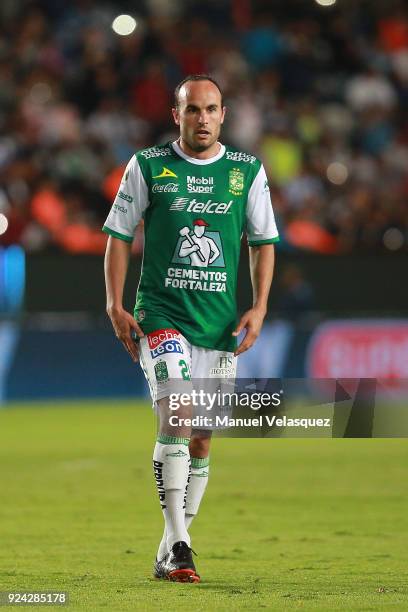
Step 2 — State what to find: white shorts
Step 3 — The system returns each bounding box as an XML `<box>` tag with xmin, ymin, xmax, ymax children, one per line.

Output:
<box><xmin>139</xmin><ymin>327</ymin><xmax>236</xmax><ymax>428</ymax></box>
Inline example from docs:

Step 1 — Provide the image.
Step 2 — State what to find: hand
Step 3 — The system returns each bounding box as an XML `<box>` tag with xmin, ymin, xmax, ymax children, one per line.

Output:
<box><xmin>232</xmin><ymin>306</ymin><xmax>266</xmax><ymax>356</ymax></box>
<box><xmin>190</xmin><ymin>244</ymin><xmax>200</xmax><ymax>252</ymax></box>
<box><xmin>107</xmin><ymin>305</ymin><xmax>144</xmax><ymax>362</ymax></box>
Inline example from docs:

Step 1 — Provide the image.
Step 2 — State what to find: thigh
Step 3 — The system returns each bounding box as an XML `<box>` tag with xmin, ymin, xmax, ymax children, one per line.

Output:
<box><xmin>139</xmin><ymin>328</ymin><xmax>193</xmax><ymax>404</ymax></box>
<box><xmin>190</xmin><ymin>346</ymin><xmax>237</xmax><ymax>429</ymax></box>
<box><xmin>191</xmin><ymin>346</ymin><xmax>237</xmax><ymax>380</ymax></box>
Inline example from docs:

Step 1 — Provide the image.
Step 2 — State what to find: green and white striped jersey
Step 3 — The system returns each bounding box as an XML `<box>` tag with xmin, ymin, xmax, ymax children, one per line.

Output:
<box><xmin>103</xmin><ymin>141</ymin><xmax>279</xmax><ymax>352</ymax></box>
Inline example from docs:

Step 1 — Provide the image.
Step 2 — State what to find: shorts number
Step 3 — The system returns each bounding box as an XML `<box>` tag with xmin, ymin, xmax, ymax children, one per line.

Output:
<box><xmin>178</xmin><ymin>359</ymin><xmax>191</xmax><ymax>380</ymax></box>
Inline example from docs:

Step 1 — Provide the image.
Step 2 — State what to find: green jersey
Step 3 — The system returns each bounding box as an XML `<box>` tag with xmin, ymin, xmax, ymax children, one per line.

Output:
<box><xmin>103</xmin><ymin>141</ymin><xmax>279</xmax><ymax>352</ymax></box>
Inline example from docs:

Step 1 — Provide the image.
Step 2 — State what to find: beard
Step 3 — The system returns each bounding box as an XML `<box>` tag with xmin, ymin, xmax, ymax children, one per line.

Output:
<box><xmin>190</xmin><ymin>143</ymin><xmax>210</xmax><ymax>152</ymax></box>
<box><xmin>185</xmin><ymin>131</ymin><xmax>219</xmax><ymax>153</ymax></box>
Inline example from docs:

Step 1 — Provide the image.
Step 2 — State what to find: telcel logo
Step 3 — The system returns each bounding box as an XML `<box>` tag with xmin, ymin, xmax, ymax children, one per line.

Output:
<box><xmin>169</xmin><ymin>198</ymin><xmax>233</xmax><ymax>214</ymax></box>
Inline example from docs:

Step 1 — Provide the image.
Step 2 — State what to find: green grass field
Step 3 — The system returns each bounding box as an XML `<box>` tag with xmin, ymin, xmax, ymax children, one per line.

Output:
<box><xmin>0</xmin><ymin>401</ymin><xmax>407</xmax><ymax>611</ymax></box>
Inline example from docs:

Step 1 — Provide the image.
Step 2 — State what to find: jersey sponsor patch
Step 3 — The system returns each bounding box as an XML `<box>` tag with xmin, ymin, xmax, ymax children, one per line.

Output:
<box><xmin>226</xmin><ymin>151</ymin><xmax>256</xmax><ymax>163</ymax></box>
<box><xmin>140</xmin><ymin>146</ymin><xmax>172</xmax><ymax>159</ymax></box>
<box><xmin>164</xmin><ymin>267</ymin><xmax>227</xmax><ymax>292</ymax></box>
<box><xmin>147</xmin><ymin>327</ymin><xmax>184</xmax><ymax>359</ymax></box>
<box><xmin>113</xmin><ymin>203</ymin><xmax>127</xmax><ymax>214</ymax></box>
<box><xmin>147</xmin><ymin>328</ymin><xmax>181</xmax><ymax>349</ymax></box>
<box><xmin>152</xmin><ymin>182</ymin><xmax>179</xmax><ymax>193</ymax></box>
<box><xmin>169</xmin><ymin>197</ymin><xmax>233</xmax><ymax>214</ymax></box>
<box><xmin>171</xmin><ymin>222</ymin><xmax>225</xmax><ymax>268</ymax></box>
<box><xmin>118</xmin><ymin>191</ymin><xmax>133</xmax><ymax>203</ymax></box>
<box><xmin>209</xmin><ymin>355</ymin><xmax>236</xmax><ymax>377</ymax></box>
<box><xmin>150</xmin><ymin>338</ymin><xmax>183</xmax><ymax>359</ymax></box>
<box><xmin>187</xmin><ymin>175</ymin><xmax>215</xmax><ymax>194</ymax></box>
<box><xmin>153</xmin><ymin>167</ymin><xmax>178</xmax><ymax>178</ymax></box>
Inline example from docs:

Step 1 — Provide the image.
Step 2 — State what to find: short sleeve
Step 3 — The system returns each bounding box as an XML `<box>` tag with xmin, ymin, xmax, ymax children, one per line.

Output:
<box><xmin>246</xmin><ymin>164</ymin><xmax>280</xmax><ymax>246</ymax></box>
<box><xmin>102</xmin><ymin>155</ymin><xmax>149</xmax><ymax>243</ymax></box>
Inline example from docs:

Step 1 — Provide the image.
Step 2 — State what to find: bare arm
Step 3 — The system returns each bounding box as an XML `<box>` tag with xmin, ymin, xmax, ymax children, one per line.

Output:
<box><xmin>232</xmin><ymin>244</ymin><xmax>275</xmax><ymax>356</ymax></box>
<box><xmin>249</xmin><ymin>243</ymin><xmax>275</xmax><ymax>311</ymax></box>
<box><xmin>104</xmin><ymin>236</ymin><xmax>144</xmax><ymax>362</ymax></box>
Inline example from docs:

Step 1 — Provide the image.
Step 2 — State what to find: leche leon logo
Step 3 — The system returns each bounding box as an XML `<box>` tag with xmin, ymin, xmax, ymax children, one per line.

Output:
<box><xmin>187</xmin><ymin>176</ymin><xmax>215</xmax><ymax>194</ymax></box>
<box><xmin>147</xmin><ymin>328</ymin><xmax>183</xmax><ymax>359</ymax></box>
<box><xmin>150</xmin><ymin>339</ymin><xmax>183</xmax><ymax>359</ymax></box>
<box><xmin>147</xmin><ymin>328</ymin><xmax>181</xmax><ymax>349</ymax></box>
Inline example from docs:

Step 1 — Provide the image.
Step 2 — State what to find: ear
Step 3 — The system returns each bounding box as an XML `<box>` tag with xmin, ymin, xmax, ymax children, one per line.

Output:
<box><xmin>172</xmin><ymin>107</ymin><xmax>180</xmax><ymax>126</ymax></box>
<box><xmin>220</xmin><ymin>106</ymin><xmax>226</xmax><ymax>125</ymax></box>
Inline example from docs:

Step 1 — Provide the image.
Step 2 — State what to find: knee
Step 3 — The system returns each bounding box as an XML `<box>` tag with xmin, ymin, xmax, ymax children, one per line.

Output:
<box><xmin>189</xmin><ymin>433</ymin><xmax>211</xmax><ymax>458</ymax></box>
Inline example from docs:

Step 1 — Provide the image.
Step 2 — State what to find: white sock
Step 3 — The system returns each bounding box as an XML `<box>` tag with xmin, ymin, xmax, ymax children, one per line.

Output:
<box><xmin>153</xmin><ymin>435</ymin><xmax>191</xmax><ymax>558</ymax></box>
<box><xmin>157</xmin><ymin>531</ymin><xmax>168</xmax><ymax>562</ymax></box>
<box><xmin>157</xmin><ymin>456</ymin><xmax>209</xmax><ymax>558</ymax></box>
<box><xmin>185</xmin><ymin>456</ymin><xmax>209</xmax><ymax>529</ymax></box>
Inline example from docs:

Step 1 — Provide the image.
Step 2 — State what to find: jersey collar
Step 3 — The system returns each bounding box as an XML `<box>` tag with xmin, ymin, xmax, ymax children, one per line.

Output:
<box><xmin>171</xmin><ymin>140</ymin><xmax>226</xmax><ymax>165</ymax></box>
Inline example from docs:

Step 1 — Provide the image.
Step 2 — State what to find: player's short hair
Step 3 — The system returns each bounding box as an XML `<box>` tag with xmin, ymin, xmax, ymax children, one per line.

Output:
<box><xmin>174</xmin><ymin>74</ymin><xmax>224</xmax><ymax>108</ymax></box>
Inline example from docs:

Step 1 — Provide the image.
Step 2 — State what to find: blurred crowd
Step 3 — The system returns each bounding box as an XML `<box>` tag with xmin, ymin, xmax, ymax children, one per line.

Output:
<box><xmin>0</xmin><ymin>0</ymin><xmax>407</xmax><ymax>255</ymax></box>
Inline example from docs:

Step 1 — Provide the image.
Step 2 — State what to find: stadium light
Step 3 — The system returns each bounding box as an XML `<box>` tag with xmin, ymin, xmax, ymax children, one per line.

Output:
<box><xmin>314</xmin><ymin>0</ymin><xmax>337</xmax><ymax>6</ymax></box>
<box><xmin>383</xmin><ymin>228</ymin><xmax>404</xmax><ymax>251</ymax></box>
<box><xmin>28</xmin><ymin>82</ymin><xmax>52</xmax><ymax>104</ymax></box>
<box><xmin>112</xmin><ymin>14</ymin><xmax>137</xmax><ymax>36</ymax></box>
<box><xmin>0</xmin><ymin>213</ymin><xmax>8</xmax><ymax>236</ymax></box>
<box><xmin>326</xmin><ymin>162</ymin><xmax>348</xmax><ymax>185</ymax></box>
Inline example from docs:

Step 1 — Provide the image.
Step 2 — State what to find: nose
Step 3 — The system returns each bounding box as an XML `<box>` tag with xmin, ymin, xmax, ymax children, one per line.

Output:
<box><xmin>198</xmin><ymin>111</ymin><xmax>208</xmax><ymax>125</ymax></box>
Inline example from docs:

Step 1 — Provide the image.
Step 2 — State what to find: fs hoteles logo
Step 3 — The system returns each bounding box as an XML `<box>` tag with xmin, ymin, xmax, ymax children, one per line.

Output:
<box><xmin>210</xmin><ymin>355</ymin><xmax>236</xmax><ymax>377</ymax></box>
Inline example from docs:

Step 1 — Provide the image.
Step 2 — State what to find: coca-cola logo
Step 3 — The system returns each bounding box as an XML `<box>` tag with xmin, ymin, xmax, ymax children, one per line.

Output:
<box><xmin>152</xmin><ymin>183</ymin><xmax>179</xmax><ymax>193</ymax></box>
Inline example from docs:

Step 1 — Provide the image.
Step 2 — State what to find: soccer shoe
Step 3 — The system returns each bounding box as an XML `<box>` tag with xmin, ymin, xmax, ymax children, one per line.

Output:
<box><xmin>164</xmin><ymin>541</ymin><xmax>200</xmax><ymax>583</ymax></box>
<box><xmin>154</xmin><ymin>554</ymin><xmax>168</xmax><ymax>579</ymax></box>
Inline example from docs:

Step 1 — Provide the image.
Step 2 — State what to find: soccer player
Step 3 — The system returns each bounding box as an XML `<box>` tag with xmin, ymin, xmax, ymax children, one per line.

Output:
<box><xmin>103</xmin><ymin>75</ymin><xmax>279</xmax><ymax>582</ymax></box>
